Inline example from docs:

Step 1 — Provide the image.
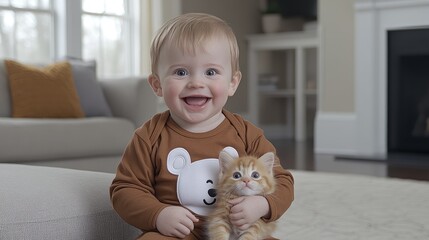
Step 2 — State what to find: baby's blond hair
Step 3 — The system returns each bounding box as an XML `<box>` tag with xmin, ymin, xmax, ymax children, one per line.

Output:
<box><xmin>150</xmin><ymin>13</ymin><xmax>240</xmax><ymax>76</ymax></box>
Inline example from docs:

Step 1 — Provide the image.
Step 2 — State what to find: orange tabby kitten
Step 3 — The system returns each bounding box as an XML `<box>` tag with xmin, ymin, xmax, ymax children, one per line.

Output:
<box><xmin>207</xmin><ymin>150</ymin><xmax>277</xmax><ymax>240</ymax></box>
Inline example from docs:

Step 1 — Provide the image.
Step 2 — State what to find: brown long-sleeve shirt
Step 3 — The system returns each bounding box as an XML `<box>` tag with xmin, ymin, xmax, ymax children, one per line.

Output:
<box><xmin>110</xmin><ymin>109</ymin><xmax>294</xmax><ymax>234</ymax></box>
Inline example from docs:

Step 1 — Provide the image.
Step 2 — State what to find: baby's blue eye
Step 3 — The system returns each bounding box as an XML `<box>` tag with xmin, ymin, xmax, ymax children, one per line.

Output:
<box><xmin>232</xmin><ymin>172</ymin><xmax>241</xmax><ymax>179</ymax></box>
<box><xmin>206</xmin><ymin>69</ymin><xmax>216</xmax><ymax>76</ymax></box>
<box><xmin>251</xmin><ymin>171</ymin><xmax>260</xmax><ymax>179</ymax></box>
<box><xmin>175</xmin><ymin>69</ymin><xmax>188</xmax><ymax>76</ymax></box>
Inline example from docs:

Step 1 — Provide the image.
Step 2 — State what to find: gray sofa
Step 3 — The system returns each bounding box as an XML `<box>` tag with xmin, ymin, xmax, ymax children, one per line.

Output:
<box><xmin>0</xmin><ymin>164</ymin><xmax>141</xmax><ymax>239</ymax></box>
<box><xmin>0</xmin><ymin>60</ymin><xmax>160</xmax><ymax>239</ymax></box>
<box><xmin>0</xmin><ymin>60</ymin><xmax>158</xmax><ymax>173</ymax></box>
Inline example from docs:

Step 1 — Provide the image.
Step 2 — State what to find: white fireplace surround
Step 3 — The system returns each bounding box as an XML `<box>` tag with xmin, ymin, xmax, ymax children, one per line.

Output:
<box><xmin>316</xmin><ymin>0</ymin><xmax>429</xmax><ymax>157</ymax></box>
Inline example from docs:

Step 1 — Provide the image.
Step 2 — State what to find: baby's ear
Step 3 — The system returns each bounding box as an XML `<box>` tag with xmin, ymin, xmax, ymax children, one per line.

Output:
<box><xmin>259</xmin><ymin>152</ymin><xmax>275</xmax><ymax>175</ymax></box>
<box><xmin>228</xmin><ymin>71</ymin><xmax>242</xmax><ymax>96</ymax></box>
<box><xmin>148</xmin><ymin>74</ymin><xmax>163</xmax><ymax>97</ymax></box>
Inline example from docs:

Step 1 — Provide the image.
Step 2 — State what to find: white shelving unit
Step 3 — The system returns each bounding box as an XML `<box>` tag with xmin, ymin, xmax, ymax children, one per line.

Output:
<box><xmin>247</xmin><ymin>30</ymin><xmax>319</xmax><ymax>141</ymax></box>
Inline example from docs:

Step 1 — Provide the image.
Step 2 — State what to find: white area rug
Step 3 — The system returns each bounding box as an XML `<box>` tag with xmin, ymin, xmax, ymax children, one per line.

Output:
<box><xmin>273</xmin><ymin>170</ymin><xmax>429</xmax><ymax>239</ymax></box>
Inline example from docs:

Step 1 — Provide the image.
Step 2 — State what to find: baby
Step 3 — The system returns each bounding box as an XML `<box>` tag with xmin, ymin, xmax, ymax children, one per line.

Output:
<box><xmin>110</xmin><ymin>13</ymin><xmax>294</xmax><ymax>240</ymax></box>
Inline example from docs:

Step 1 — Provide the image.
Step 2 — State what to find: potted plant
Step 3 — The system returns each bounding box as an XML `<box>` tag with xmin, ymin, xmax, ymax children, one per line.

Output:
<box><xmin>261</xmin><ymin>0</ymin><xmax>282</xmax><ymax>33</ymax></box>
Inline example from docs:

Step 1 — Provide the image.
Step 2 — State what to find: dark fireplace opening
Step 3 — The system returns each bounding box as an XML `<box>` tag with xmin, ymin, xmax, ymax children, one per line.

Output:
<box><xmin>388</xmin><ymin>28</ymin><xmax>429</xmax><ymax>154</ymax></box>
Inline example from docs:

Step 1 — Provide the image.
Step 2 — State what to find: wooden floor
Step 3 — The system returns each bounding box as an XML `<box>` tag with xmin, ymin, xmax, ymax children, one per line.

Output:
<box><xmin>270</xmin><ymin>138</ymin><xmax>429</xmax><ymax>181</ymax></box>
<box><xmin>271</xmin><ymin>138</ymin><xmax>315</xmax><ymax>171</ymax></box>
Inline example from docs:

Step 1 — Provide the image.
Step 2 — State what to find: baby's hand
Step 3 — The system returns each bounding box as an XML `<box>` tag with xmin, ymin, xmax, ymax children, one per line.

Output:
<box><xmin>228</xmin><ymin>196</ymin><xmax>269</xmax><ymax>230</ymax></box>
<box><xmin>156</xmin><ymin>206</ymin><xmax>199</xmax><ymax>238</ymax></box>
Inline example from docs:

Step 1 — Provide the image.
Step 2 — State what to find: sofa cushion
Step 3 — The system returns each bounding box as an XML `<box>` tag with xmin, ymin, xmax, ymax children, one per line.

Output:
<box><xmin>4</xmin><ymin>60</ymin><xmax>84</xmax><ymax>118</ymax></box>
<box><xmin>0</xmin><ymin>117</ymin><xmax>135</xmax><ymax>162</ymax></box>
<box><xmin>67</xmin><ymin>59</ymin><xmax>113</xmax><ymax>117</ymax></box>
<box><xmin>0</xmin><ymin>164</ymin><xmax>140</xmax><ymax>239</ymax></box>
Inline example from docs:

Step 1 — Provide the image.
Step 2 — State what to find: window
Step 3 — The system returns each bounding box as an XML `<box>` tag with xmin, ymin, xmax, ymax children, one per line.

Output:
<box><xmin>82</xmin><ymin>0</ymin><xmax>138</xmax><ymax>77</ymax></box>
<box><xmin>0</xmin><ymin>0</ymin><xmax>53</xmax><ymax>63</ymax></box>
<box><xmin>0</xmin><ymin>0</ymin><xmax>140</xmax><ymax>77</ymax></box>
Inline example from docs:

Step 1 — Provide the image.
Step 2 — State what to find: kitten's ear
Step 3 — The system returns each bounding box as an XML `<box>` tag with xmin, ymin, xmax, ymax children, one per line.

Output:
<box><xmin>259</xmin><ymin>152</ymin><xmax>275</xmax><ymax>175</ymax></box>
<box><xmin>219</xmin><ymin>150</ymin><xmax>236</xmax><ymax>174</ymax></box>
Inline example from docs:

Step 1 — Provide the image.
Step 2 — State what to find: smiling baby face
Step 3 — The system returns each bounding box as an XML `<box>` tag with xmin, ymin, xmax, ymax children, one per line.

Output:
<box><xmin>149</xmin><ymin>34</ymin><xmax>241</xmax><ymax>132</ymax></box>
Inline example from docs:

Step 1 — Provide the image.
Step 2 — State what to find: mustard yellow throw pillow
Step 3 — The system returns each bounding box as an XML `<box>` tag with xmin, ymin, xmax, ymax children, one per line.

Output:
<box><xmin>5</xmin><ymin>60</ymin><xmax>84</xmax><ymax>118</ymax></box>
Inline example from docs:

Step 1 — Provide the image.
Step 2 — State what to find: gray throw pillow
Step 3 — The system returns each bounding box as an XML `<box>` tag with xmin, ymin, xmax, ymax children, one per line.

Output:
<box><xmin>68</xmin><ymin>60</ymin><xmax>112</xmax><ymax>117</ymax></box>
<box><xmin>0</xmin><ymin>61</ymin><xmax>11</xmax><ymax>117</ymax></box>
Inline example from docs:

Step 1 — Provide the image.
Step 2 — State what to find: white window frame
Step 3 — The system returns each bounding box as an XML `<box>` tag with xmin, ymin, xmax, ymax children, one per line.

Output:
<box><xmin>54</xmin><ymin>0</ymin><xmax>140</xmax><ymax>77</ymax></box>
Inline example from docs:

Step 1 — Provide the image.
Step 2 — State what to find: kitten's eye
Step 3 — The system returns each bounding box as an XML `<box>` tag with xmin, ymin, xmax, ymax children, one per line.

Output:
<box><xmin>232</xmin><ymin>172</ymin><xmax>241</xmax><ymax>179</ymax></box>
<box><xmin>251</xmin><ymin>171</ymin><xmax>260</xmax><ymax>179</ymax></box>
<box><xmin>175</xmin><ymin>69</ymin><xmax>188</xmax><ymax>76</ymax></box>
<box><xmin>205</xmin><ymin>69</ymin><xmax>217</xmax><ymax>76</ymax></box>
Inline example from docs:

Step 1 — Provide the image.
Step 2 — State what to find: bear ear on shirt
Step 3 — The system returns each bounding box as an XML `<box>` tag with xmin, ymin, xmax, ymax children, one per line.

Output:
<box><xmin>167</xmin><ymin>147</ymin><xmax>192</xmax><ymax>176</ymax></box>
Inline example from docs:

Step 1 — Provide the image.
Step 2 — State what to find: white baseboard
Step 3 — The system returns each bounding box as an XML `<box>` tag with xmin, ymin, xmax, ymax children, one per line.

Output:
<box><xmin>315</xmin><ymin>112</ymin><xmax>357</xmax><ymax>155</ymax></box>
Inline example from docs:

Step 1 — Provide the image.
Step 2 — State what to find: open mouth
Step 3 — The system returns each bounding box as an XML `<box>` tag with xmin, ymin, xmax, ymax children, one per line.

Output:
<box><xmin>183</xmin><ymin>96</ymin><xmax>210</xmax><ymax>106</ymax></box>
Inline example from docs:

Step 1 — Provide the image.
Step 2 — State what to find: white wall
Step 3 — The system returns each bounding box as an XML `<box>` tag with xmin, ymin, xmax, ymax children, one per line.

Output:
<box><xmin>315</xmin><ymin>0</ymin><xmax>357</xmax><ymax>155</ymax></box>
<box><xmin>319</xmin><ymin>0</ymin><xmax>355</xmax><ymax>112</ymax></box>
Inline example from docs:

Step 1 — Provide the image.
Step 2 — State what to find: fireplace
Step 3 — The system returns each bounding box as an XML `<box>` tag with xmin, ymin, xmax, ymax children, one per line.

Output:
<box><xmin>354</xmin><ymin>0</ymin><xmax>429</xmax><ymax>157</ymax></box>
<box><xmin>388</xmin><ymin>28</ymin><xmax>429</xmax><ymax>154</ymax></box>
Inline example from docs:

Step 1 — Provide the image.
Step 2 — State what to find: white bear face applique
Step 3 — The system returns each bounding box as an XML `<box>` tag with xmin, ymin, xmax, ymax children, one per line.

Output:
<box><xmin>167</xmin><ymin>147</ymin><xmax>238</xmax><ymax>216</ymax></box>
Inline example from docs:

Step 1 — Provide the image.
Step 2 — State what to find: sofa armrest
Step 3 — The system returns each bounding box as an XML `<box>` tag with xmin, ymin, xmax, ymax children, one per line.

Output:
<box><xmin>0</xmin><ymin>164</ymin><xmax>140</xmax><ymax>239</ymax></box>
<box><xmin>100</xmin><ymin>77</ymin><xmax>159</xmax><ymax>127</ymax></box>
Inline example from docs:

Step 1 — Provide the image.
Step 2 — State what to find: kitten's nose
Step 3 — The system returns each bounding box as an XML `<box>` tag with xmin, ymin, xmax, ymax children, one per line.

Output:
<box><xmin>242</xmin><ymin>178</ymin><xmax>250</xmax><ymax>183</ymax></box>
<box><xmin>208</xmin><ymin>188</ymin><xmax>217</xmax><ymax>197</ymax></box>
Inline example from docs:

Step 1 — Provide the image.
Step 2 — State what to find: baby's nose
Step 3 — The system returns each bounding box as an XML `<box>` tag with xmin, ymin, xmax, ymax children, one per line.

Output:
<box><xmin>187</xmin><ymin>77</ymin><xmax>204</xmax><ymax>88</ymax></box>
